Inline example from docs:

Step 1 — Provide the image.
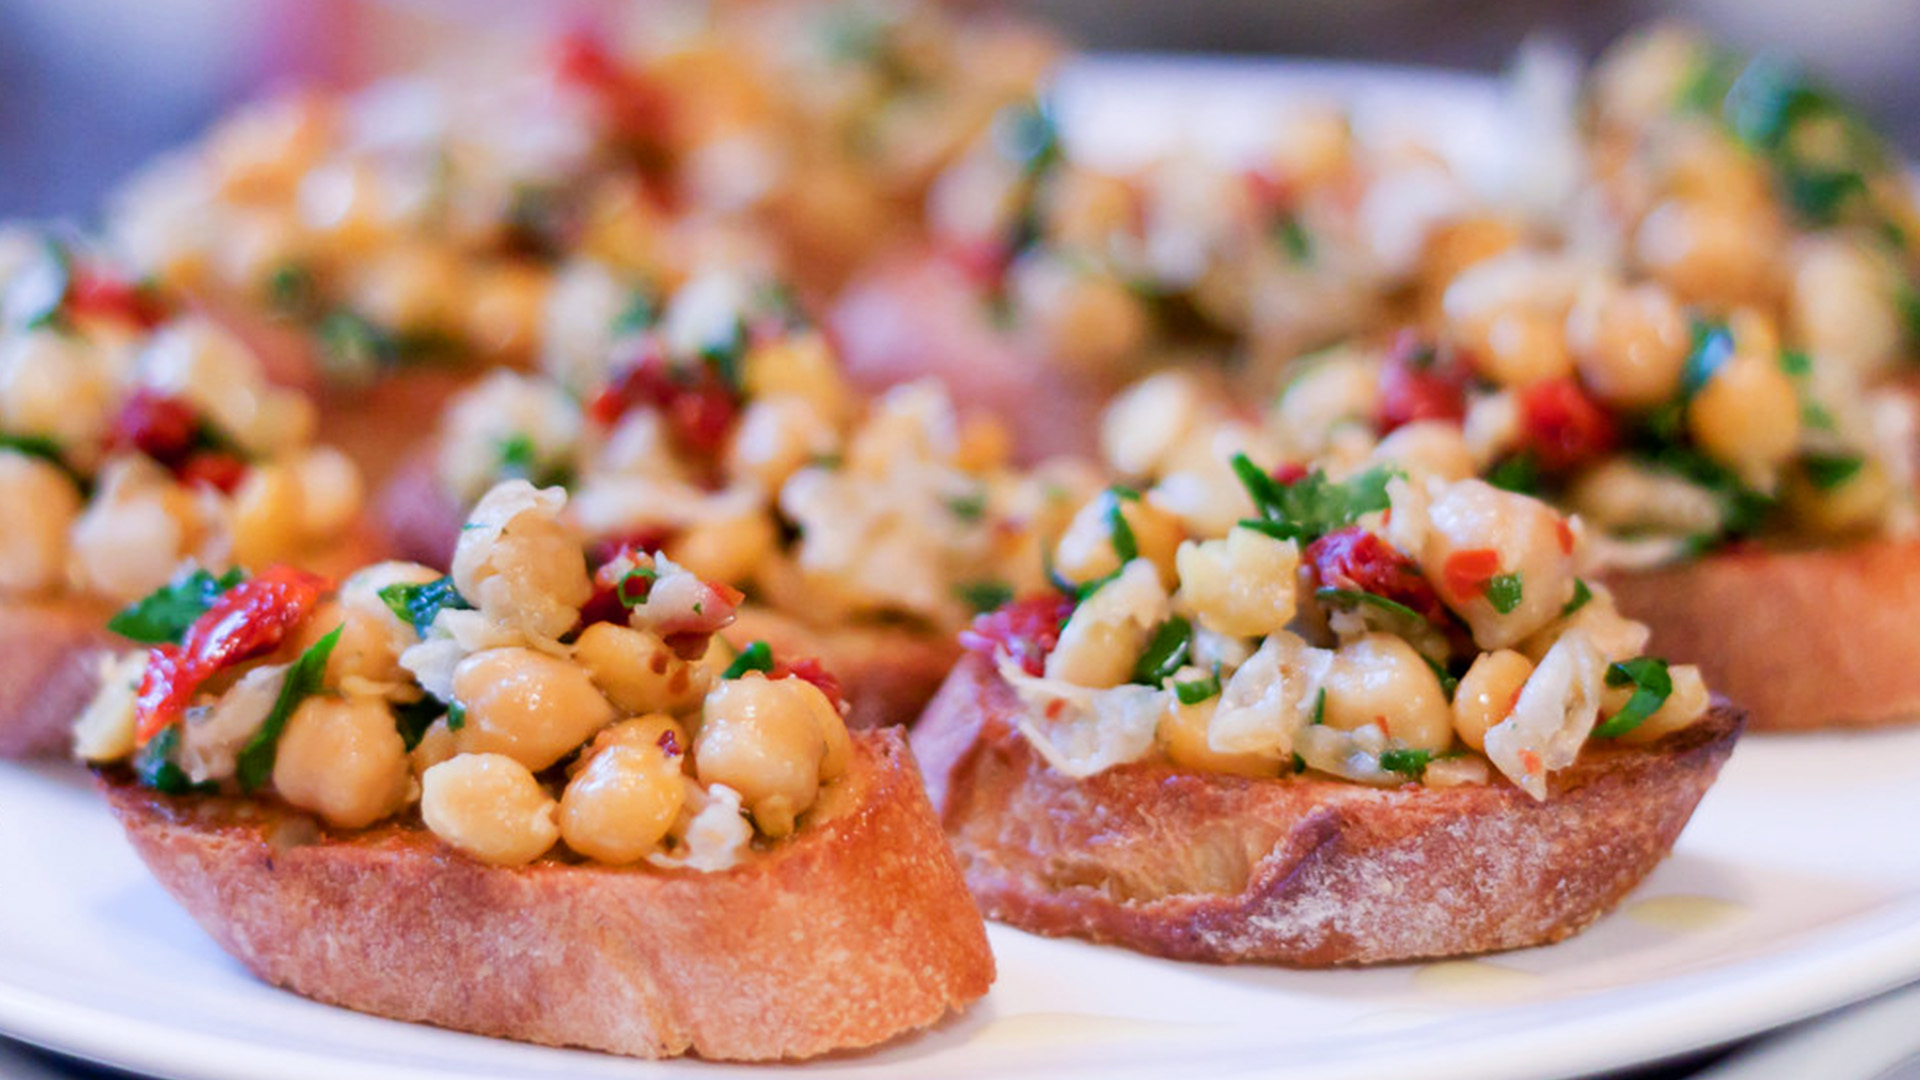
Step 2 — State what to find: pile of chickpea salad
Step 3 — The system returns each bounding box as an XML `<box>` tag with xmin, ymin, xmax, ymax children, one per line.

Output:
<box><xmin>0</xmin><ymin>231</ymin><xmax>360</xmax><ymax>603</ymax></box>
<box><xmin>77</xmin><ymin>480</ymin><xmax>855</xmax><ymax>870</ymax></box>
<box><xmin>963</xmin><ymin>448</ymin><xmax>1709</xmax><ymax>800</ymax></box>
<box><xmin>439</xmin><ymin>267</ymin><xmax>1098</xmax><ymax>635</ymax></box>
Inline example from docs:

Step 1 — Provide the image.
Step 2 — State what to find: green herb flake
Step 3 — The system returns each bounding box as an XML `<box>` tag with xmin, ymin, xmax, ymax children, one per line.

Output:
<box><xmin>617</xmin><ymin>566</ymin><xmax>659</xmax><ymax>609</ymax></box>
<box><xmin>1561</xmin><ymin>578</ymin><xmax>1594</xmax><ymax>619</ymax></box>
<box><xmin>1378</xmin><ymin>747</ymin><xmax>1432</xmax><ymax>779</ymax></box>
<box><xmin>1802</xmin><ymin>453</ymin><xmax>1865</xmax><ymax>491</ymax></box>
<box><xmin>109</xmin><ymin>568</ymin><xmax>246</xmax><ymax>645</ymax></box>
<box><xmin>265</xmin><ymin>263</ymin><xmax>318</xmax><ymax>317</ymax></box>
<box><xmin>1274</xmin><ymin>214</ymin><xmax>1314</xmax><ymax>264</ymax></box>
<box><xmin>1131</xmin><ymin>616</ymin><xmax>1192</xmax><ymax>686</ymax></box>
<box><xmin>1231</xmin><ymin>454</ymin><xmax>1397</xmax><ymax>544</ymax></box>
<box><xmin>1315</xmin><ymin>587</ymin><xmax>1426</xmax><ymax>627</ymax></box>
<box><xmin>1681</xmin><ymin>321</ymin><xmax>1735</xmax><ymax>398</ymax></box>
<box><xmin>956</xmin><ymin>580</ymin><xmax>1014</xmax><ymax>615</ymax></box>
<box><xmin>1173</xmin><ymin>667</ymin><xmax>1221</xmax><ymax>706</ymax></box>
<box><xmin>611</xmin><ymin>289</ymin><xmax>658</xmax><ymax>337</ymax></box>
<box><xmin>1484</xmin><ymin>573</ymin><xmax>1525</xmax><ymax>615</ymax></box>
<box><xmin>447</xmin><ymin>700</ymin><xmax>467</xmax><ymax>732</ymax></box>
<box><xmin>1593</xmin><ymin>657</ymin><xmax>1675</xmax><ymax>738</ymax></box>
<box><xmin>393</xmin><ymin>697</ymin><xmax>444</xmax><ymax>752</ymax></box>
<box><xmin>1310</xmin><ymin>687</ymin><xmax>1327</xmax><ymax>726</ymax></box>
<box><xmin>316</xmin><ymin>311</ymin><xmax>396</xmax><ymax>383</ymax></box>
<box><xmin>235</xmin><ymin>626</ymin><xmax>344</xmax><ymax>792</ymax></box>
<box><xmin>377</xmin><ymin>576</ymin><xmax>471</xmax><ymax>637</ymax></box>
<box><xmin>1421</xmin><ymin>655</ymin><xmax>1459</xmax><ymax>700</ymax></box>
<box><xmin>133</xmin><ymin>725</ymin><xmax>213</xmax><ymax>795</ymax></box>
<box><xmin>0</xmin><ymin>433</ymin><xmax>65</xmax><ymax>466</ymax></box>
<box><xmin>1104</xmin><ymin>494</ymin><xmax>1140</xmax><ymax>563</ymax></box>
<box><xmin>945</xmin><ymin>490</ymin><xmax>988</xmax><ymax>522</ymax></box>
<box><xmin>723</xmin><ymin>640</ymin><xmax>775</xmax><ymax>680</ymax></box>
<box><xmin>1486</xmin><ymin>452</ymin><xmax>1540</xmax><ymax>495</ymax></box>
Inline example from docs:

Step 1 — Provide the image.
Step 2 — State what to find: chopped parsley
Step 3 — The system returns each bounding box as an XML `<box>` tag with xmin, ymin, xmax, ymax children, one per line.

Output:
<box><xmin>133</xmin><ymin>725</ymin><xmax>213</xmax><ymax>795</ymax></box>
<box><xmin>617</xmin><ymin>566</ymin><xmax>659</xmax><ymax>609</ymax></box>
<box><xmin>316</xmin><ymin>311</ymin><xmax>397</xmax><ymax>383</ymax></box>
<box><xmin>1131</xmin><ymin>616</ymin><xmax>1192</xmax><ymax>686</ymax></box>
<box><xmin>723</xmin><ymin>640</ymin><xmax>775</xmax><ymax>679</ymax></box>
<box><xmin>495</xmin><ymin>433</ymin><xmax>572</xmax><ymax>490</ymax></box>
<box><xmin>1310</xmin><ymin>687</ymin><xmax>1327</xmax><ymax>726</ymax></box>
<box><xmin>956</xmin><ymin>580</ymin><xmax>1014</xmax><ymax>615</ymax></box>
<box><xmin>1378</xmin><ymin>747</ymin><xmax>1432</xmax><ymax>779</ymax></box>
<box><xmin>1593</xmin><ymin>658</ymin><xmax>1674</xmax><ymax>738</ymax></box>
<box><xmin>1172</xmin><ymin>667</ymin><xmax>1221</xmax><ymax>706</ymax></box>
<box><xmin>109</xmin><ymin>568</ymin><xmax>245</xmax><ymax>645</ymax></box>
<box><xmin>393</xmin><ymin>697</ymin><xmax>445</xmax><ymax>751</ymax></box>
<box><xmin>1486</xmin><ymin>452</ymin><xmax>1540</xmax><ymax>495</ymax></box>
<box><xmin>945</xmin><ymin>490</ymin><xmax>988</xmax><ymax>522</ymax></box>
<box><xmin>446</xmin><ymin>700</ymin><xmax>467</xmax><ymax>732</ymax></box>
<box><xmin>1315</xmin><ymin>588</ymin><xmax>1426</xmax><ymax>627</ymax></box>
<box><xmin>1560</xmin><ymin>579</ymin><xmax>1594</xmax><ymax>618</ymax></box>
<box><xmin>235</xmin><ymin>626</ymin><xmax>343</xmax><ymax>792</ymax></box>
<box><xmin>1681</xmin><ymin>320</ymin><xmax>1735</xmax><ymax>398</ymax></box>
<box><xmin>1421</xmin><ymin>655</ymin><xmax>1459</xmax><ymax>700</ymax></box>
<box><xmin>1484</xmin><ymin>573</ymin><xmax>1525</xmax><ymax>615</ymax></box>
<box><xmin>1232</xmin><ymin>454</ymin><xmax>1397</xmax><ymax>544</ymax></box>
<box><xmin>265</xmin><ymin>263</ymin><xmax>319</xmax><ymax>318</ymax></box>
<box><xmin>377</xmin><ymin>576</ymin><xmax>471</xmax><ymax>637</ymax></box>
<box><xmin>611</xmin><ymin>288</ymin><xmax>659</xmax><ymax>337</ymax></box>
<box><xmin>1273</xmin><ymin>214</ymin><xmax>1313</xmax><ymax>264</ymax></box>
<box><xmin>1105</xmin><ymin>494</ymin><xmax>1140</xmax><ymax>563</ymax></box>
<box><xmin>1801</xmin><ymin>453</ymin><xmax>1865</xmax><ymax>491</ymax></box>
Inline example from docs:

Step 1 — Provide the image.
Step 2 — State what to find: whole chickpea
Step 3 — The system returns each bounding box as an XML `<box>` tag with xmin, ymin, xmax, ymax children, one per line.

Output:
<box><xmin>231</xmin><ymin>462</ymin><xmax>306</xmax><ymax>567</ymax></box>
<box><xmin>0</xmin><ymin>451</ymin><xmax>80</xmax><ymax>594</ymax></box>
<box><xmin>1614</xmin><ymin>664</ymin><xmax>1711</xmax><ymax>745</ymax></box>
<box><xmin>1635</xmin><ymin>197</ymin><xmax>1781</xmax><ymax>308</ymax></box>
<box><xmin>572</xmin><ymin>623</ymin><xmax>710</xmax><ymax>716</ymax></box>
<box><xmin>666</xmin><ymin>509</ymin><xmax>779</xmax><ymax>588</ymax></box>
<box><xmin>1053</xmin><ymin>489</ymin><xmax>1185</xmax><ymax>588</ymax></box>
<box><xmin>271</xmin><ymin>695</ymin><xmax>414</xmax><ymax>830</ymax></box>
<box><xmin>451</xmin><ymin>483</ymin><xmax>592</xmax><ymax>642</ymax></box>
<box><xmin>449</xmin><ymin>648</ymin><xmax>617</xmax><ymax>771</ymax></box>
<box><xmin>420</xmin><ymin>753</ymin><xmax>560</xmax><ymax>867</ymax></box>
<box><xmin>1687</xmin><ymin>353</ymin><xmax>1801</xmax><ymax>474</ymax></box>
<box><xmin>1451</xmin><ymin>650</ymin><xmax>1535</xmax><ymax>752</ymax></box>
<box><xmin>694</xmin><ymin>674</ymin><xmax>850</xmax><ymax>838</ymax></box>
<box><xmin>1420</xmin><ymin>479</ymin><xmax>1576</xmax><ymax>650</ymax></box>
<box><xmin>1319</xmin><ymin>634</ymin><xmax>1454</xmax><ymax>753</ymax></box>
<box><xmin>1566</xmin><ymin>282</ymin><xmax>1690</xmax><ymax>409</ymax></box>
<box><xmin>1173</xmin><ymin>526</ymin><xmax>1299</xmax><ymax>639</ymax></box>
<box><xmin>1783</xmin><ymin>456</ymin><xmax>1894</xmax><ymax>536</ymax></box>
<box><xmin>1371</xmin><ymin>421</ymin><xmax>1475</xmax><ymax>482</ymax></box>
<box><xmin>1462</xmin><ymin>307</ymin><xmax>1575</xmax><ymax>388</ymax></box>
<box><xmin>1032</xmin><ymin>269</ymin><xmax>1151</xmax><ymax>377</ymax></box>
<box><xmin>1159</xmin><ymin>697</ymin><xmax>1276</xmax><ymax>778</ymax></box>
<box><xmin>560</xmin><ymin>736</ymin><xmax>687</xmax><ymax>864</ymax></box>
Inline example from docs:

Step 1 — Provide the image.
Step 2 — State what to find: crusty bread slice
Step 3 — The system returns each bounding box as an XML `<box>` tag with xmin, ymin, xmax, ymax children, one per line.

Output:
<box><xmin>1605</xmin><ymin>537</ymin><xmax>1920</xmax><ymax>732</ymax></box>
<box><xmin>312</xmin><ymin>370</ymin><xmax>476</xmax><ymax>490</ymax></box>
<box><xmin>0</xmin><ymin>594</ymin><xmax>117</xmax><ymax>759</ymax></box>
<box><xmin>910</xmin><ymin>653</ymin><xmax>1743</xmax><ymax>966</ymax></box>
<box><xmin>101</xmin><ymin>728</ymin><xmax>993</xmax><ymax>1061</ymax></box>
<box><xmin>726</xmin><ymin>607</ymin><xmax>960</xmax><ymax>730</ymax></box>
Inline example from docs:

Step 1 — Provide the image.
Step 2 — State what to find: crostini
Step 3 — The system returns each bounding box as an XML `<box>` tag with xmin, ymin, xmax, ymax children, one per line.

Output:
<box><xmin>912</xmin><ymin>451</ymin><xmax>1740</xmax><ymax>964</ymax></box>
<box><xmin>79</xmin><ymin>478</ymin><xmax>993</xmax><ymax>1060</ymax></box>
<box><xmin>0</xmin><ymin>232</ymin><xmax>372</xmax><ymax>758</ymax></box>
<box><xmin>379</xmin><ymin>268</ymin><xmax>1097</xmax><ymax>728</ymax></box>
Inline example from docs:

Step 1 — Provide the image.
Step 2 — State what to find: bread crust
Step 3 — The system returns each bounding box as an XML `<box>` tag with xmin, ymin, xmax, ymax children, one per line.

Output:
<box><xmin>100</xmin><ymin>728</ymin><xmax>992</xmax><ymax>1061</ymax></box>
<box><xmin>910</xmin><ymin>653</ymin><xmax>1743</xmax><ymax>966</ymax></box>
<box><xmin>1605</xmin><ymin>537</ymin><xmax>1920</xmax><ymax>732</ymax></box>
<box><xmin>0</xmin><ymin>594</ymin><xmax>118</xmax><ymax>759</ymax></box>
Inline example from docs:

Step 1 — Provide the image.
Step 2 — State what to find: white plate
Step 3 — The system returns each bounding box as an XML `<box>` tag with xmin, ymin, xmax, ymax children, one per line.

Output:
<box><xmin>9</xmin><ymin>57</ymin><xmax>1920</xmax><ymax>1080</ymax></box>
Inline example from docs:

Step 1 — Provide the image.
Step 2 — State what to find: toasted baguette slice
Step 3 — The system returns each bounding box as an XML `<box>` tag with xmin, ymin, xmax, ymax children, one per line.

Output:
<box><xmin>0</xmin><ymin>595</ymin><xmax>118</xmax><ymax>759</ymax></box>
<box><xmin>911</xmin><ymin>653</ymin><xmax>1742</xmax><ymax>966</ymax></box>
<box><xmin>1605</xmin><ymin>537</ymin><xmax>1920</xmax><ymax>732</ymax></box>
<box><xmin>101</xmin><ymin>728</ymin><xmax>992</xmax><ymax>1061</ymax></box>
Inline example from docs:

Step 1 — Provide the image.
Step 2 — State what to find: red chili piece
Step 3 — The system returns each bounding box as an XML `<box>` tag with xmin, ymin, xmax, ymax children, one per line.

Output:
<box><xmin>959</xmin><ymin>592</ymin><xmax>1077</xmax><ymax>677</ymax></box>
<box><xmin>176</xmin><ymin>452</ymin><xmax>249</xmax><ymax>495</ymax></box>
<box><xmin>1441</xmin><ymin>548</ymin><xmax>1503</xmax><ymax>604</ymax></box>
<box><xmin>587</xmin><ymin>347</ymin><xmax>740</xmax><ymax>458</ymax></box>
<box><xmin>1376</xmin><ymin>331</ymin><xmax>1467</xmax><ymax>433</ymax></box>
<box><xmin>771</xmin><ymin>656</ymin><xmax>847</xmax><ymax>713</ymax></box>
<box><xmin>1270</xmin><ymin>461</ymin><xmax>1311</xmax><ymax>486</ymax></box>
<box><xmin>552</xmin><ymin>30</ymin><xmax>675</xmax><ymax>149</ymax></box>
<box><xmin>109</xmin><ymin>390</ymin><xmax>200</xmax><ymax>467</ymax></box>
<box><xmin>134</xmin><ymin>566</ymin><xmax>332</xmax><ymax>743</ymax></box>
<box><xmin>67</xmin><ymin>269</ymin><xmax>169</xmax><ymax>330</ymax></box>
<box><xmin>1305</xmin><ymin>526</ymin><xmax>1448</xmax><ymax>623</ymax></box>
<box><xmin>1518</xmin><ymin>378</ymin><xmax>1618</xmax><ymax>471</ymax></box>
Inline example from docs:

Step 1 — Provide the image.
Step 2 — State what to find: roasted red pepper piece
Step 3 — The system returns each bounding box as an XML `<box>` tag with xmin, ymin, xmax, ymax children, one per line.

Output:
<box><xmin>109</xmin><ymin>390</ymin><xmax>201</xmax><ymax>467</ymax></box>
<box><xmin>771</xmin><ymin>656</ymin><xmax>847</xmax><ymax>713</ymax></box>
<box><xmin>960</xmin><ymin>592</ymin><xmax>1077</xmax><ymax>677</ymax></box>
<box><xmin>134</xmin><ymin>566</ymin><xmax>332</xmax><ymax>743</ymax></box>
<box><xmin>66</xmin><ymin>269</ymin><xmax>168</xmax><ymax>330</ymax></box>
<box><xmin>587</xmin><ymin>347</ymin><xmax>740</xmax><ymax>458</ymax></box>
<box><xmin>1376</xmin><ymin>332</ymin><xmax>1468</xmax><ymax>433</ymax></box>
<box><xmin>1441</xmin><ymin>548</ymin><xmax>1503</xmax><ymax>605</ymax></box>
<box><xmin>1305</xmin><ymin>526</ymin><xmax>1449</xmax><ymax>624</ymax></box>
<box><xmin>1518</xmin><ymin>377</ymin><xmax>1618</xmax><ymax>471</ymax></box>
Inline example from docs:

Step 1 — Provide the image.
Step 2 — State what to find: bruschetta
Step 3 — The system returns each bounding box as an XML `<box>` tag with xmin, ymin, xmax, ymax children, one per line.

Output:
<box><xmin>78</xmin><ymin>478</ymin><xmax>992</xmax><ymax>1059</ymax></box>
<box><xmin>378</xmin><ymin>268</ymin><xmax>1097</xmax><ymax>728</ymax></box>
<box><xmin>912</xmin><ymin>450</ymin><xmax>1740</xmax><ymax>963</ymax></box>
<box><xmin>0</xmin><ymin>231</ymin><xmax>374</xmax><ymax>758</ymax></box>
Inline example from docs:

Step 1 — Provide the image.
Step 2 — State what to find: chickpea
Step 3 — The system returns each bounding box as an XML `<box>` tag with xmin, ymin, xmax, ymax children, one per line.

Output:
<box><xmin>1791</xmin><ymin>238</ymin><xmax>1903</xmax><ymax>378</ymax></box>
<box><xmin>587</xmin><ymin>714</ymin><xmax>690</xmax><ymax>761</ymax></box>
<box><xmin>560</xmin><ymin>739</ymin><xmax>687</xmax><ymax>864</ymax></box>
<box><xmin>1567</xmin><ymin>282</ymin><xmax>1689</xmax><ymax>409</ymax></box>
<box><xmin>741</xmin><ymin>331</ymin><xmax>851</xmax><ymax>425</ymax></box>
<box><xmin>348</xmin><ymin>244</ymin><xmax>461</xmax><ymax>335</ymax></box>
<box><xmin>451</xmin><ymin>483</ymin><xmax>592</xmax><ymax>642</ymax></box>
<box><xmin>572</xmin><ymin>623</ymin><xmax>710</xmax><ymax>716</ymax></box>
<box><xmin>449</xmin><ymin>648</ymin><xmax>617</xmax><ymax>772</ymax></box>
<box><xmin>1053</xmin><ymin>489</ymin><xmax>1185</xmax><ymax>588</ymax></box>
<box><xmin>1420</xmin><ymin>479</ymin><xmax>1576</xmax><ymax>650</ymax></box>
<box><xmin>1036</xmin><ymin>271</ymin><xmax>1151</xmax><ymax>377</ymax></box>
<box><xmin>420</xmin><ymin>753</ymin><xmax>560</xmax><ymax>867</ymax></box>
<box><xmin>1784</xmin><ymin>455</ymin><xmax>1894</xmax><ymax>536</ymax></box>
<box><xmin>1452</xmin><ymin>650</ymin><xmax>1534</xmax><ymax>753</ymax></box>
<box><xmin>1046</xmin><ymin>561</ymin><xmax>1168</xmax><ymax>688</ymax></box>
<box><xmin>726</xmin><ymin>396</ymin><xmax>837</xmax><ymax>493</ymax></box>
<box><xmin>272</xmin><ymin>696</ymin><xmax>413</xmax><ymax>830</ymax></box>
<box><xmin>954</xmin><ymin>416</ymin><xmax>1012</xmax><ymax>474</ymax></box>
<box><xmin>1615</xmin><ymin>664</ymin><xmax>1711</xmax><ymax>745</ymax></box>
<box><xmin>1568</xmin><ymin>459</ymin><xmax>1725</xmax><ymax>537</ymax></box>
<box><xmin>231</xmin><ymin>463</ymin><xmax>306</xmax><ymax>567</ymax></box>
<box><xmin>1159</xmin><ymin>697</ymin><xmax>1274</xmax><ymax>778</ymax></box>
<box><xmin>1043</xmin><ymin>169</ymin><xmax>1138</xmax><ymax>251</ymax></box>
<box><xmin>1687</xmin><ymin>352</ymin><xmax>1801</xmax><ymax>474</ymax></box>
<box><xmin>1635</xmin><ymin>197</ymin><xmax>1781</xmax><ymax>308</ymax></box>
<box><xmin>1461</xmin><ymin>307</ymin><xmax>1575</xmax><ymax>388</ymax></box>
<box><xmin>0</xmin><ymin>452</ymin><xmax>80</xmax><ymax>594</ymax></box>
<box><xmin>1277</xmin><ymin>354</ymin><xmax>1378</xmax><ymax>455</ymax></box>
<box><xmin>1100</xmin><ymin>370</ymin><xmax>1205</xmax><ymax>480</ymax></box>
<box><xmin>666</xmin><ymin>508</ymin><xmax>779</xmax><ymax>587</ymax></box>
<box><xmin>1319</xmin><ymin>634</ymin><xmax>1454</xmax><ymax>753</ymax></box>
<box><xmin>0</xmin><ymin>331</ymin><xmax>115</xmax><ymax>448</ymax></box>
<box><xmin>292</xmin><ymin>447</ymin><xmax>362</xmax><ymax>540</ymax></box>
<box><xmin>1419</xmin><ymin>217</ymin><xmax>1524</xmax><ymax>306</ymax></box>
<box><xmin>695</xmin><ymin>674</ymin><xmax>850</xmax><ymax>838</ymax></box>
<box><xmin>1173</xmin><ymin>526</ymin><xmax>1299</xmax><ymax>639</ymax></box>
<box><xmin>463</xmin><ymin>262</ymin><xmax>549</xmax><ymax>359</ymax></box>
<box><xmin>1371</xmin><ymin>421</ymin><xmax>1475</xmax><ymax>482</ymax></box>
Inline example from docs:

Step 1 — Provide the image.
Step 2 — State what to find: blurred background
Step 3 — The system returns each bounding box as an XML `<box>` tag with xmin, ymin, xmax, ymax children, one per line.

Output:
<box><xmin>3</xmin><ymin>0</ymin><xmax>1918</xmax><ymax>218</ymax></box>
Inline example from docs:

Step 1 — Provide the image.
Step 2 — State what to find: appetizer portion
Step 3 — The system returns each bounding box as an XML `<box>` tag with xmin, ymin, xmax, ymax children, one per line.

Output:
<box><xmin>383</xmin><ymin>269</ymin><xmax>1095</xmax><ymax>727</ymax></box>
<box><xmin>81</xmin><ymin>479</ymin><xmax>993</xmax><ymax>1060</ymax></box>
<box><xmin>0</xmin><ymin>232</ymin><xmax>367</xmax><ymax>758</ymax></box>
<box><xmin>912</xmin><ymin>451</ymin><xmax>1740</xmax><ymax>964</ymax></box>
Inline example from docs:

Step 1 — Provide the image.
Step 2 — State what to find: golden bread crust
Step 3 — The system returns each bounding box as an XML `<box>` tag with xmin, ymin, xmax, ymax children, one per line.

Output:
<box><xmin>910</xmin><ymin>653</ymin><xmax>1742</xmax><ymax>966</ymax></box>
<box><xmin>0</xmin><ymin>594</ymin><xmax>118</xmax><ymax>759</ymax></box>
<box><xmin>1606</xmin><ymin>537</ymin><xmax>1920</xmax><ymax>732</ymax></box>
<box><xmin>101</xmin><ymin>729</ymin><xmax>993</xmax><ymax>1061</ymax></box>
